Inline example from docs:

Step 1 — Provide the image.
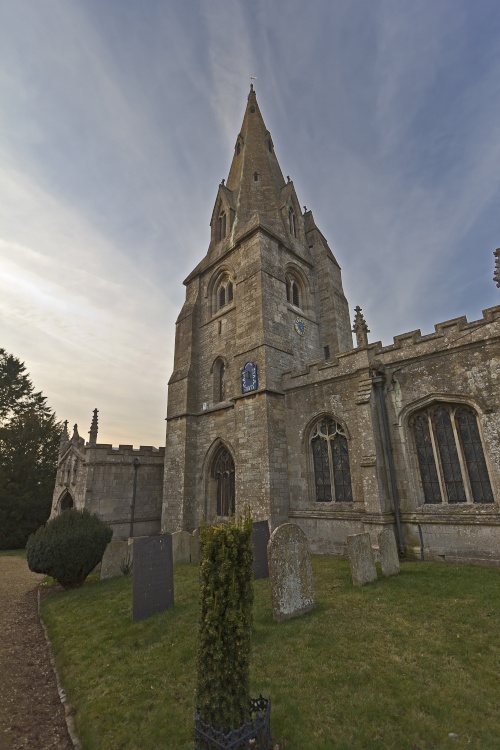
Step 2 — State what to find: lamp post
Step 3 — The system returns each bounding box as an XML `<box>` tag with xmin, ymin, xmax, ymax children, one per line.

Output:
<box><xmin>129</xmin><ymin>457</ymin><xmax>140</xmax><ymax>539</ymax></box>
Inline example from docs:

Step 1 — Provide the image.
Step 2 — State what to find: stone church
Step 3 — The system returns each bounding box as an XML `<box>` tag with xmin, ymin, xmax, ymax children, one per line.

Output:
<box><xmin>51</xmin><ymin>87</ymin><xmax>500</xmax><ymax>566</ymax></box>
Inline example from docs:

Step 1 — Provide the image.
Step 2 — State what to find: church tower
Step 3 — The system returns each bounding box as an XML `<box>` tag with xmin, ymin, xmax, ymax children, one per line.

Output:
<box><xmin>161</xmin><ymin>86</ymin><xmax>352</xmax><ymax>533</ymax></box>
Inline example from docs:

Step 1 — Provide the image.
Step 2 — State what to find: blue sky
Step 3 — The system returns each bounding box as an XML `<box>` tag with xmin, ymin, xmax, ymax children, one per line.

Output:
<box><xmin>1</xmin><ymin>0</ymin><xmax>499</xmax><ymax>446</ymax></box>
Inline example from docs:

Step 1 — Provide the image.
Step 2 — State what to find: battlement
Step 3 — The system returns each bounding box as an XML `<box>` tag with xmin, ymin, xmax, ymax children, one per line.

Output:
<box><xmin>378</xmin><ymin>305</ymin><xmax>500</xmax><ymax>355</ymax></box>
<box><xmin>88</xmin><ymin>443</ymin><xmax>165</xmax><ymax>458</ymax></box>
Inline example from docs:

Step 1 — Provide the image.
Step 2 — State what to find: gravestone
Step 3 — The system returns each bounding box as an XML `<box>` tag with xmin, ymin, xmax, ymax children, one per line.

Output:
<box><xmin>132</xmin><ymin>534</ymin><xmax>174</xmax><ymax>621</ymax></box>
<box><xmin>252</xmin><ymin>520</ymin><xmax>270</xmax><ymax>579</ymax></box>
<box><xmin>347</xmin><ymin>533</ymin><xmax>377</xmax><ymax>586</ymax></box>
<box><xmin>100</xmin><ymin>540</ymin><xmax>133</xmax><ymax>580</ymax></box>
<box><xmin>191</xmin><ymin>529</ymin><xmax>200</xmax><ymax>563</ymax></box>
<box><xmin>267</xmin><ymin>523</ymin><xmax>314</xmax><ymax>622</ymax></box>
<box><xmin>378</xmin><ymin>528</ymin><xmax>400</xmax><ymax>577</ymax></box>
<box><xmin>171</xmin><ymin>530</ymin><xmax>192</xmax><ymax>563</ymax></box>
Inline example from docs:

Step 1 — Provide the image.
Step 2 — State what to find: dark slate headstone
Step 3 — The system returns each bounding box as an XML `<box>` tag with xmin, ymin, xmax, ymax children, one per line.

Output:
<box><xmin>132</xmin><ymin>534</ymin><xmax>174</xmax><ymax>621</ymax></box>
<box><xmin>252</xmin><ymin>520</ymin><xmax>270</xmax><ymax>579</ymax></box>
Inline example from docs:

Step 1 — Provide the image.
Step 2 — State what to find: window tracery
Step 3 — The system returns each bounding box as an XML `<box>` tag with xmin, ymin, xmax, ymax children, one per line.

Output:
<box><xmin>216</xmin><ymin>276</ymin><xmax>234</xmax><ymax>312</ymax></box>
<box><xmin>310</xmin><ymin>418</ymin><xmax>353</xmax><ymax>502</ymax></box>
<box><xmin>410</xmin><ymin>404</ymin><xmax>493</xmax><ymax>505</ymax></box>
<box><xmin>285</xmin><ymin>273</ymin><xmax>301</xmax><ymax>308</ymax></box>
<box><xmin>212</xmin><ymin>447</ymin><xmax>235</xmax><ymax>516</ymax></box>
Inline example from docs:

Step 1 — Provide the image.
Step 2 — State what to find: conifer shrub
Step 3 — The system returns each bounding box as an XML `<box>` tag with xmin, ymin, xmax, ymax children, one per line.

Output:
<box><xmin>26</xmin><ymin>508</ymin><xmax>112</xmax><ymax>589</ymax></box>
<box><xmin>196</xmin><ymin>513</ymin><xmax>254</xmax><ymax>735</ymax></box>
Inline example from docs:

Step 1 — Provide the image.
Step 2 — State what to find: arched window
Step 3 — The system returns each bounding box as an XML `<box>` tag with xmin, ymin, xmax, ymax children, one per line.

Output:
<box><xmin>410</xmin><ymin>404</ymin><xmax>493</xmax><ymax>504</ymax></box>
<box><xmin>213</xmin><ymin>358</ymin><xmax>226</xmax><ymax>402</ymax></box>
<box><xmin>212</xmin><ymin>447</ymin><xmax>235</xmax><ymax>516</ymax></box>
<box><xmin>285</xmin><ymin>273</ymin><xmax>301</xmax><ymax>308</ymax></box>
<box><xmin>310</xmin><ymin>418</ymin><xmax>353</xmax><ymax>502</ymax></box>
<box><xmin>288</xmin><ymin>207</ymin><xmax>297</xmax><ymax>237</ymax></box>
<box><xmin>218</xmin><ymin>212</ymin><xmax>227</xmax><ymax>241</ymax></box>
<box><xmin>216</xmin><ymin>276</ymin><xmax>234</xmax><ymax>312</ymax></box>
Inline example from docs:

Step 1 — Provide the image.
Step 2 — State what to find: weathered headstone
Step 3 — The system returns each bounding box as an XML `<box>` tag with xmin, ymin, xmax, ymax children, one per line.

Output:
<box><xmin>100</xmin><ymin>540</ymin><xmax>133</xmax><ymax>580</ymax></box>
<box><xmin>191</xmin><ymin>529</ymin><xmax>200</xmax><ymax>563</ymax></box>
<box><xmin>267</xmin><ymin>523</ymin><xmax>314</xmax><ymax>622</ymax></box>
<box><xmin>252</xmin><ymin>520</ymin><xmax>270</xmax><ymax>579</ymax></box>
<box><xmin>378</xmin><ymin>528</ymin><xmax>400</xmax><ymax>577</ymax></box>
<box><xmin>132</xmin><ymin>534</ymin><xmax>174</xmax><ymax>621</ymax></box>
<box><xmin>171</xmin><ymin>530</ymin><xmax>192</xmax><ymax>564</ymax></box>
<box><xmin>347</xmin><ymin>533</ymin><xmax>377</xmax><ymax>586</ymax></box>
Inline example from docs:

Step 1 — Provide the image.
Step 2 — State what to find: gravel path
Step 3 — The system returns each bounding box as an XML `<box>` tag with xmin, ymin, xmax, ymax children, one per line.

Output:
<box><xmin>0</xmin><ymin>556</ymin><xmax>73</xmax><ymax>750</ymax></box>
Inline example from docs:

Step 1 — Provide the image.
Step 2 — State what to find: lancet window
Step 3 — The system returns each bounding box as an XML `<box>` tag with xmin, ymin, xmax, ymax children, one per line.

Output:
<box><xmin>218</xmin><ymin>211</ymin><xmax>227</xmax><ymax>241</ymax></box>
<box><xmin>288</xmin><ymin>207</ymin><xmax>297</xmax><ymax>237</ymax></box>
<box><xmin>410</xmin><ymin>404</ymin><xmax>493</xmax><ymax>505</ymax></box>
<box><xmin>285</xmin><ymin>273</ymin><xmax>301</xmax><ymax>308</ymax></box>
<box><xmin>311</xmin><ymin>418</ymin><xmax>353</xmax><ymax>502</ymax></box>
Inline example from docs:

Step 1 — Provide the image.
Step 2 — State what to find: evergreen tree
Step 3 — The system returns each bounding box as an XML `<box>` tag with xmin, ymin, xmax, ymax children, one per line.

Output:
<box><xmin>0</xmin><ymin>349</ymin><xmax>61</xmax><ymax>549</ymax></box>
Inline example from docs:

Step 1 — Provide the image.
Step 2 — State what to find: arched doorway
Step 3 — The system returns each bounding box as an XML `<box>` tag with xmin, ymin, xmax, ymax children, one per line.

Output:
<box><xmin>212</xmin><ymin>446</ymin><xmax>235</xmax><ymax>517</ymax></box>
<box><xmin>60</xmin><ymin>492</ymin><xmax>74</xmax><ymax>512</ymax></box>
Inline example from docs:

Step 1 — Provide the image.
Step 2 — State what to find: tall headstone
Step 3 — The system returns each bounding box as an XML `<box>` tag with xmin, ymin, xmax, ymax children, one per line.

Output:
<box><xmin>132</xmin><ymin>534</ymin><xmax>174</xmax><ymax>621</ymax></box>
<box><xmin>171</xmin><ymin>530</ymin><xmax>192</xmax><ymax>563</ymax></box>
<box><xmin>100</xmin><ymin>540</ymin><xmax>133</xmax><ymax>580</ymax></box>
<box><xmin>347</xmin><ymin>533</ymin><xmax>377</xmax><ymax>586</ymax></box>
<box><xmin>267</xmin><ymin>523</ymin><xmax>314</xmax><ymax>622</ymax></box>
<box><xmin>378</xmin><ymin>528</ymin><xmax>400</xmax><ymax>577</ymax></box>
<box><xmin>252</xmin><ymin>520</ymin><xmax>270</xmax><ymax>579</ymax></box>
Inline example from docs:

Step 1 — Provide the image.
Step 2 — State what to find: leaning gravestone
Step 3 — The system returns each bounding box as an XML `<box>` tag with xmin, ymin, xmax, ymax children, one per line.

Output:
<box><xmin>252</xmin><ymin>520</ymin><xmax>270</xmax><ymax>579</ymax></box>
<box><xmin>132</xmin><ymin>534</ymin><xmax>174</xmax><ymax>621</ymax></box>
<box><xmin>347</xmin><ymin>533</ymin><xmax>378</xmax><ymax>586</ymax></box>
<box><xmin>268</xmin><ymin>523</ymin><xmax>314</xmax><ymax>622</ymax></box>
<box><xmin>100</xmin><ymin>540</ymin><xmax>133</xmax><ymax>580</ymax></box>
<box><xmin>171</xmin><ymin>530</ymin><xmax>192</xmax><ymax>564</ymax></box>
<box><xmin>378</xmin><ymin>528</ymin><xmax>400</xmax><ymax>577</ymax></box>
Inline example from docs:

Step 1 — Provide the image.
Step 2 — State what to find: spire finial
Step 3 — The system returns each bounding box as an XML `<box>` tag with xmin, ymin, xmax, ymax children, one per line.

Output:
<box><xmin>250</xmin><ymin>75</ymin><xmax>257</xmax><ymax>92</ymax></box>
<box><xmin>494</xmin><ymin>248</ymin><xmax>500</xmax><ymax>288</ymax></box>
<box><xmin>89</xmin><ymin>408</ymin><xmax>99</xmax><ymax>446</ymax></box>
<box><xmin>353</xmin><ymin>306</ymin><xmax>370</xmax><ymax>348</ymax></box>
<box><xmin>59</xmin><ymin>420</ymin><xmax>69</xmax><ymax>454</ymax></box>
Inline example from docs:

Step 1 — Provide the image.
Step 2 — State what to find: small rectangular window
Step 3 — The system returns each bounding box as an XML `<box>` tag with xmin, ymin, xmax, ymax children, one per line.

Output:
<box><xmin>324</xmin><ymin>346</ymin><xmax>330</xmax><ymax>360</ymax></box>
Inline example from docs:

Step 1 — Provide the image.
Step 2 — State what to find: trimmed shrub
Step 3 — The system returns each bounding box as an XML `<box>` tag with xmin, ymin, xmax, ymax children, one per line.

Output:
<box><xmin>196</xmin><ymin>513</ymin><xmax>254</xmax><ymax>735</ymax></box>
<box><xmin>26</xmin><ymin>508</ymin><xmax>112</xmax><ymax>589</ymax></box>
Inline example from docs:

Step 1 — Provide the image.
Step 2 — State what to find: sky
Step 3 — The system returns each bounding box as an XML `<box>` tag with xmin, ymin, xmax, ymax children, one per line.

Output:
<box><xmin>1</xmin><ymin>0</ymin><xmax>499</xmax><ymax>447</ymax></box>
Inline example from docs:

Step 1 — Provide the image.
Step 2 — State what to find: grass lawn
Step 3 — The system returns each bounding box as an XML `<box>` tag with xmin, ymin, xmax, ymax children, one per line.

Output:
<box><xmin>0</xmin><ymin>548</ymin><xmax>26</xmax><ymax>556</ymax></box>
<box><xmin>41</xmin><ymin>557</ymin><xmax>500</xmax><ymax>750</ymax></box>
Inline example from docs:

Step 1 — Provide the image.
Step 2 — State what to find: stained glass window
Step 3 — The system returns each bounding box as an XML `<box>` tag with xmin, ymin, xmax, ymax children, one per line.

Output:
<box><xmin>311</xmin><ymin>418</ymin><xmax>353</xmax><ymax>502</ymax></box>
<box><xmin>411</xmin><ymin>403</ymin><xmax>493</xmax><ymax>505</ymax></box>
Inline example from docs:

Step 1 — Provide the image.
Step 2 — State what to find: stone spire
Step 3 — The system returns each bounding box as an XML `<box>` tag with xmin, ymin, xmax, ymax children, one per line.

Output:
<box><xmin>89</xmin><ymin>408</ymin><xmax>99</xmax><ymax>445</ymax></box>
<box><xmin>225</xmin><ymin>86</ymin><xmax>287</xmax><ymax>237</ymax></box>
<box><xmin>494</xmin><ymin>248</ymin><xmax>500</xmax><ymax>288</ymax></box>
<box><xmin>353</xmin><ymin>306</ymin><xmax>370</xmax><ymax>348</ymax></box>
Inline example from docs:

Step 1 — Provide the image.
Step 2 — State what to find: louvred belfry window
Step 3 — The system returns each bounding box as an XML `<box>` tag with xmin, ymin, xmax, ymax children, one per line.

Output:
<box><xmin>411</xmin><ymin>404</ymin><xmax>493</xmax><ymax>505</ymax></box>
<box><xmin>311</xmin><ymin>418</ymin><xmax>353</xmax><ymax>502</ymax></box>
<box><xmin>285</xmin><ymin>274</ymin><xmax>301</xmax><ymax>308</ymax></box>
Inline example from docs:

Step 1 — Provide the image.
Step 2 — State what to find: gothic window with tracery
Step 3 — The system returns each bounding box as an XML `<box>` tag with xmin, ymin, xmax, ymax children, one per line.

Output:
<box><xmin>410</xmin><ymin>404</ymin><xmax>493</xmax><ymax>505</ymax></box>
<box><xmin>213</xmin><ymin>447</ymin><xmax>235</xmax><ymax>516</ymax></box>
<box><xmin>311</xmin><ymin>418</ymin><xmax>353</xmax><ymax>502</ymax></box>
<box><xmin>216</xmin><ymin>276</ymin><xmax>235</xmax><ymax>312</ymax></box>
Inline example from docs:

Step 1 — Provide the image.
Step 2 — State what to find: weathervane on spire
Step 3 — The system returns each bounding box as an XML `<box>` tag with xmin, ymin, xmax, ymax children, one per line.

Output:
<box><xmin>250</xmin><ymin>75</ymin><xmax>257</xmax><ymax>91</ymax></box>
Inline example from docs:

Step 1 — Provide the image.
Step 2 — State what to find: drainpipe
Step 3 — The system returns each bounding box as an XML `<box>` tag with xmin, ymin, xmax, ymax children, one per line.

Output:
<box><xmin>129</xmin><ymin>457</ymin><xmax>140</xmax><ymax>539</ymax></box>
<box><xmin>372</xmin><ymin>374</ymin><xmax>404</xmax><ymax>556</ymax></box>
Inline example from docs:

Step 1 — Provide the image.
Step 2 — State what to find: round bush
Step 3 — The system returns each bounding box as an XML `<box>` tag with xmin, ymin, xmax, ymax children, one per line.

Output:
<box><xmin>26</xmin><ymin>508</ymin><xmax>112</xmax><ymax>589</ymax></box>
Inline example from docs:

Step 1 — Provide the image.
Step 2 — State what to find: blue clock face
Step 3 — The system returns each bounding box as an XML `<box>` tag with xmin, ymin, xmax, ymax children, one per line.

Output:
<box><xmin>294</xmin><ymin>318</ymin><xmax>306</xmax><ymax>336</ymax></box>
<box><xmin>241</xmin><ymin>362</ymin><xmax>258</xmax><ymax>393</ymax></box>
